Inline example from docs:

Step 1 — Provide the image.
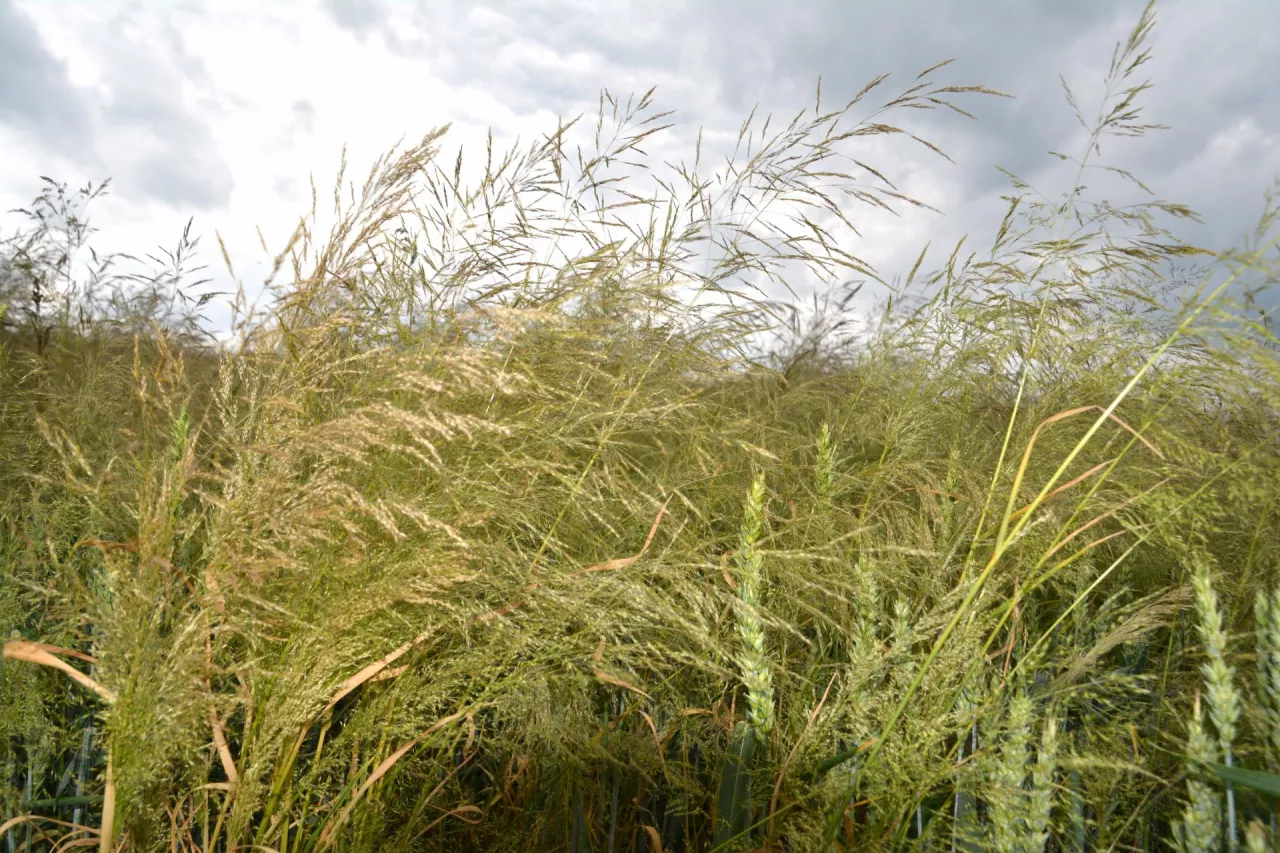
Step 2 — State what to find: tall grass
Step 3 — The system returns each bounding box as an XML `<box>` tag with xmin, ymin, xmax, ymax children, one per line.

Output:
<box><xmin>3</xmin><ymin>1</ymin><xmax>1280</xmax><ymax>850</ymax></box>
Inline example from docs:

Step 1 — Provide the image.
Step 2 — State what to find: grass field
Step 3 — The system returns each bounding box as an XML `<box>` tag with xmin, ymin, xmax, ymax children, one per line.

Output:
<box><xmin>3</xmin><ymin>3</ymin><xmax>1280</xmax><ymax>850</ymax></box>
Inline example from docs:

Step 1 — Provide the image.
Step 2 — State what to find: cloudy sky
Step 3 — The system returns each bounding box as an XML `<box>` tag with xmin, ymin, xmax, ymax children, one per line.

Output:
<box><xmin>2</xmin><ymin>0</ymin><xmax>1278</xmax><ymax>339</ymax></box>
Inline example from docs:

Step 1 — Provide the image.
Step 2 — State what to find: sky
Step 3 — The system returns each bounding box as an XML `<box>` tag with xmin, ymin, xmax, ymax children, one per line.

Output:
<box><xmin>1</xmin><ymin>0</ymin><xmax>1278</xmax><ymax>344</ymax></box>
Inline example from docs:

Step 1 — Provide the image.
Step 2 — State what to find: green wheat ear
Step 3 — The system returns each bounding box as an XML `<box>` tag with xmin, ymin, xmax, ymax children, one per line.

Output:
<box><xmin>986</xmin><ymin>693</ymin><xmax>1033</xmax><ymax>852</ymax></box>
<box><xmin>734</xmin><ymin>470</ymin><xmax>775</xmax><ymax>743</ymax></box>
<box><xmin>1171</xmin><ymin>554</ymin><xmax>1245</xmax><ymax>853</ymax></box>
<box><xmin>852</xmin><ymin>551</ymin><xmax>880</xmax><ymax>651</ymax></box>
<box><xmin>1192</xmin><ymin>557</ymin><xmax>1242</xmax><ymax>757</ymax></box>
<box><xmin>1173</xmin><ymin>693</ymin><xmax>1222</xmax><ymax>853</ymax></box>
<box><xmin>815</xmin><ymin>422</ymin><xmax>836</xmax><ymax>508</ymax></box>
<box><xmin>1191</xmin><ymin>554</ymin><xmax>1241</xmax><ymax>842</ymax></box>
<box><xmin>1027</xmin><ymin>714</ymin><xmax>1058</xmax><ymax>853</ymax></box>
<box><xmin>1254</xmin><ymin>587</ymin><xmax>1280</xmax><ymax>769</ymax></box>
<box><xmin>715</xmin><ymin>471</ymin><xmax>775</xmax><ymax>849</ymax></box>
<box><xmin>974</xmin><ymin>688</ymin><xmax>1058</xmax><ymax>853</ymax></box>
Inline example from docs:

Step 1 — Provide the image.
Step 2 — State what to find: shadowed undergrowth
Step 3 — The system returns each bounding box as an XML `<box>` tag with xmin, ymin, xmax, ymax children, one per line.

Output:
<box><xmin>4</xmin><ymin>4</ymin><xmax>1280</xmax><ymax>851</ymax></box>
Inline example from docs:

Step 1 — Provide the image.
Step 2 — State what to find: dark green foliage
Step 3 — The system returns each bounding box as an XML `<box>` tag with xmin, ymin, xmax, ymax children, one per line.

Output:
<box><xmin>713</xmin><ymin>725</ymin><xmax>755</xmax><ymax>850</ymax></box>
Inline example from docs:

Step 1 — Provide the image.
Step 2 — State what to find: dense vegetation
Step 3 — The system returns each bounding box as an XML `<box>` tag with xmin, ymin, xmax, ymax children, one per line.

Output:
<box><xmin>3</xmin><ymin>4</ymin><xmax>1280</xmax><ymax>850</ymax></box>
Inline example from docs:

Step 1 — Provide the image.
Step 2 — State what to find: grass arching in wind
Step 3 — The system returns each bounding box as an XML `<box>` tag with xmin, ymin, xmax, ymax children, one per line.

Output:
<box><xmin>3</xmin><ymin>2</ymin><xmax>1280</xmax><ymax>850</ymax></box>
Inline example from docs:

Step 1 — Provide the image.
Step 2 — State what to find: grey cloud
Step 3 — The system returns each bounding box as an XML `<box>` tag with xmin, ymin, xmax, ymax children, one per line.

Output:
<box><xmin>675</xmin><ymin>0</ymin><xmax>1280</xmax><ymax>261</ymax></box>
<box><xmin>0</xmin><ymin>0</ymin><xmax>95</xmax><ymax>157</ymax></box>
<box><xmin>322</xmin><ymin>0</ymin><xmax>383</xmax><ymax>33</ymax></box>
<box><xmin>292</xmin><ymin>100</ymin><xmax>317</xmax><ymax>136</ymax></box>
<box><xmin>320</xmin><ymin>0</ymin><xmax>692</xmax><ymax>119</ymax></box>
<box><xmin>310</xmin><ymin>0</ymin><xmax>1280</xmax><ymax>315</ymax></box>
<box><xmin>92</xmin><ymin>4</ymin><xmax>232</xmax><ymax>210</ymax></box>
<box><xmin>490</xmin><ymin>3</ymin><xmax>1273</xmax><ymax>262</ymax></box>
<box><xmin>274</xmin><ymin>175</ymin><xmax>303</xmax><ymax>203</ymax></box>
<box><xmin>0</xmin><ymin>0</ymin><xmax>232</xmax><ymax>212</ymax></box>
<box><xmin>125</xmin><ymin>138</ymin><xmax>230</xmax><ymax>212</ymax></box>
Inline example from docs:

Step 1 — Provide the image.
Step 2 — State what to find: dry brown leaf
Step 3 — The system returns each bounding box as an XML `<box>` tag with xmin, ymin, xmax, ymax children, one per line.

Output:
<box><xmin>575</xmin><ymin>497</ymin><xmax>671</xmax><ymax>576</ymax></box>
<box><xmin>9</xmin><ymin>641</ymin><xmax>97</xmax><ymax>665</ymax></box>
<box><xmin>3</xmin><ymin>642</ymin><xmax>116</xmax><ymax>704</ymax></box>
<box><xmin>324</xmin><ymin>627</ymin><xmax>434</xmax><ymax>714</ymax></box>
<box><xmin>593</xmin><ymin>668</ymin><xmax>651</xmax><ymax>699</ymax></box>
